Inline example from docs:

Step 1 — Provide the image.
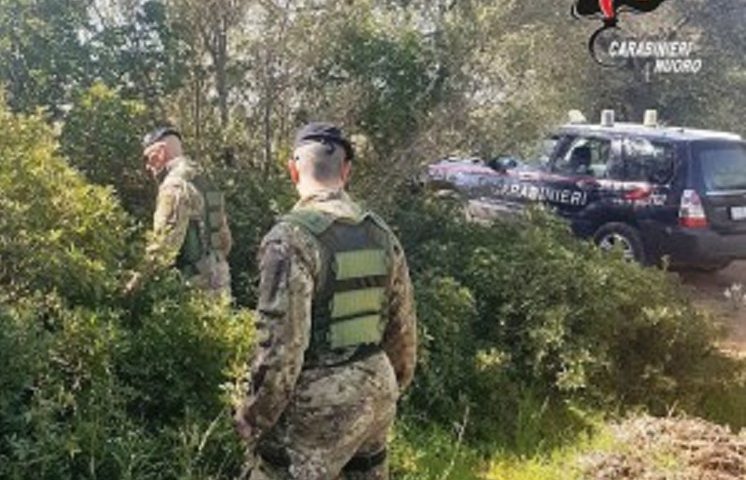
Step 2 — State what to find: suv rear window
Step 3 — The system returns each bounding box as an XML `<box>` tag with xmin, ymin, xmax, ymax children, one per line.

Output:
<box><xmin>696</xmin><ymin>142</ymin><xmax>746</xmax><ymax>191</ymax></box>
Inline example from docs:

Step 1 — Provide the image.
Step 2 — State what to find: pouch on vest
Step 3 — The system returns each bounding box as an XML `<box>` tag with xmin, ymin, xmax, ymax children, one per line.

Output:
<box><xmin>176</xmin><ymin>175</ymin><xmax>225</xmax><ymax>275</ymax></box>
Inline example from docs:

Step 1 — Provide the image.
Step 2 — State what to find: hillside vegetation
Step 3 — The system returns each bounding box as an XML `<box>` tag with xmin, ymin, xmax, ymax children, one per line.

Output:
<box><xmin>2</xmin><ymin>103</ymin><xmax>743</xmax><ymax>478</ymax></box>
<box><xmin>1</xmin><ymin>1</ymin><xmax>745</xmax><ymax>478</ymax></box>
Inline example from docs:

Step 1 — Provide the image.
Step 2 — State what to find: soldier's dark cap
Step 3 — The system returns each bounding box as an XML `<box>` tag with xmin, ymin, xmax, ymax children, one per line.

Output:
<box><xmin>142</xmin><ymin>126</ymin><xmax>182</xmax><ymax>149</ymax></box>
<box><xmin>294</xmin><ymin>122</ymin><xmax>354</xmax><ymax>161</ymax></box>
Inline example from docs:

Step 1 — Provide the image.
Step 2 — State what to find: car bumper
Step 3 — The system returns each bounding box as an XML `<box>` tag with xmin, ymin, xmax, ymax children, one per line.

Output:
<box><xmin>660</xmin><ymin>227</ymin><xmax>746</xmax><ymax>268</ymax></box>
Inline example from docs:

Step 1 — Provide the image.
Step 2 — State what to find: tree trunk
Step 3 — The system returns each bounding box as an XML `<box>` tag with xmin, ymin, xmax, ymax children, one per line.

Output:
<box><xmin>215</xmin><ymin>13</ymin><xmax>229</xmax><ymax>129</ymax></box>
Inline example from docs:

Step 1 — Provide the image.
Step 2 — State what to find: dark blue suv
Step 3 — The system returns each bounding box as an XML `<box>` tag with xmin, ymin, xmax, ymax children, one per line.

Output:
<box><xmin>427</xmin><ymin>114</ymin><xmax>746</xmax><ymax>270</ymax></box>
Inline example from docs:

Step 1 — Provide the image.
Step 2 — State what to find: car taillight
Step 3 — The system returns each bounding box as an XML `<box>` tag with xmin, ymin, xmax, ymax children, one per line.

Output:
<box><xmin>679</xmin><ymin>189</ymin><xmax>708</xmax><ymax>228</ymax></box>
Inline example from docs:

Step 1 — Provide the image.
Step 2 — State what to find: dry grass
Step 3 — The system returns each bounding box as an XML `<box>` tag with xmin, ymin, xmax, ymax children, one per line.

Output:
<box><xmin>581</xmin><ymin>415</ymin><xmax>746</xmax><ymax>480</ymax></box>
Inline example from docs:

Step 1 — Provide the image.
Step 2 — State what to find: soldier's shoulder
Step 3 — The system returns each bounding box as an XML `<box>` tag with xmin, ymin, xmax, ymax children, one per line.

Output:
<box><xmin>261</xmin><ymin>219</ymin><xmax>322</xmax><ymax>272</ymax></box>
<box><xmin>263</xmin><ymin>218</ymin><xmax>319</xmax><ymax>251</ymax></box>
<box><xmin>163</xmin><ymin>158</ymin><xmax>200</xmax><ymax>183</ymax></box>
<box><xmin>159</xmin><ymin>172</ymin><xmax>190</xmax><ymax>193</ymax></box>
<box><xmin>262</xmin><ymin>220</ymin><xmax>294</xmax><ymax>243</ymax></box>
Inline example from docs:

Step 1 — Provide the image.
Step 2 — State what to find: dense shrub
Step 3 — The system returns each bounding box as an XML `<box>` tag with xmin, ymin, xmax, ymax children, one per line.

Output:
<box><xmin>0</xmin><ymin>100</ymin><xmax>731</xmax><ymax>478</ymax></box>
<box><xmin>393</xmin><ymin>193</ymin><xmax>721</xmax><ymax>447</ymax></box>
<box><xmin>0</xmin><ymin>105</ymin><xmax>253</xmax><ymax>479</ymax></box>
<box><xmin>211</xmin><ymin>166</ymin><xmax>295</xmax><ymax>307</ymax></box>
<box><xmin>60</xmin><ymin>83</ymin><xmax>156</xmax><ymax>220</ymax></box>
<box><xmin>0</xmin><ymin>103</ymin><xmax>133</xmax><ymax>303</ymax></box>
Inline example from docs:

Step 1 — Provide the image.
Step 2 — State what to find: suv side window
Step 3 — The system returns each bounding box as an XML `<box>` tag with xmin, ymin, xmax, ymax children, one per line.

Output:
<box><xmin>554</xmin><ymin>137</ymin><xmax>611</xmax><ymax>177</ymax></box>
<box><xmin>621</xmin><ymin>137</ymin><xmax>675</xmax><ymax>183</ymax></box>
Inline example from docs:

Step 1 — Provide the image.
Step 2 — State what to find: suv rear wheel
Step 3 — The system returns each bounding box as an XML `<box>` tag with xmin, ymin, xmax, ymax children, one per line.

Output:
<box><xmin>594</xmin><ymin>222</ymin><xmax>646</xmax><ymax>264</ymax></box>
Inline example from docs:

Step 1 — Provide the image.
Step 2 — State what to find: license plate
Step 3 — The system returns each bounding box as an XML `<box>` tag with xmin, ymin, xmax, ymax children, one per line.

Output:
<box><xmin>731</xmin><ymin>206</ymin><xmax>746</xmax><ymax>220</ymax></box>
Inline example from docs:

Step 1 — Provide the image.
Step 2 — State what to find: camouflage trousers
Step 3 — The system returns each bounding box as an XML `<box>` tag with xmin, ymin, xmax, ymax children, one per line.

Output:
<box><xmin>246</xmin><ymin>352</ymin><xmax>399</xmax><ymax>480</ymax></box>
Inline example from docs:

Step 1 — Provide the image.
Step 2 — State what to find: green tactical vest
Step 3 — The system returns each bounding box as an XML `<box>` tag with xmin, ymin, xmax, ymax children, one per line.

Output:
<box><xmin>176</xmin><ymin>175</ymin><xmax>225</xmax><ymax>275</ymax></box>
<box><xmin>282</xmin><ymin>208</ymin><xmax>394</xmax><ymax>361</ymax></box>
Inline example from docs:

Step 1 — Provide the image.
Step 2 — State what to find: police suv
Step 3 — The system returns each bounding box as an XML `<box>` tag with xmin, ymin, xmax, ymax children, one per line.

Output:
<box><xmin>428</xmin><ymin>111</ymin><xmax>746</xmax><ymax>270</ymax></box>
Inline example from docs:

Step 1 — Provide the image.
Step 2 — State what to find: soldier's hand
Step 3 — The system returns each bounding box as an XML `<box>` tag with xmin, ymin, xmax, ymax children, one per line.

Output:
<box><xmin>234</xmin><ymin>417</ymin><xmax>254</xmax><ymax>443</ymax></box>
<box><xmin>233</xmin><ymin>408</ymin><xmax>257</xmax><ymax>443</ymax></box>
<box><xmin>123</xmin><ymin>271</ymin><xmax>143</xmax><ymax>296</ymax></box>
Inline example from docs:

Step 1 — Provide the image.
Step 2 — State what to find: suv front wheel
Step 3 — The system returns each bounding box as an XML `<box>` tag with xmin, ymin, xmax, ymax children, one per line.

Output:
<box><xmin>594</xmin><ymin>222</ymin><xmax>646</xmax><ymax>264</ymax></box>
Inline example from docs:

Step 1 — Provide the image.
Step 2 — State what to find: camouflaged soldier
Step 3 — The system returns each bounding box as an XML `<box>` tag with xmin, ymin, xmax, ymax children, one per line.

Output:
<box><xmin>125</xmin><ymin>127</ymin><xmax>232</xmax><ymax>297</ymax></box>
<box><xmin>234</xmin><ymin>123</ymin><xmax>417</xmax><ymax>479</ymax></box>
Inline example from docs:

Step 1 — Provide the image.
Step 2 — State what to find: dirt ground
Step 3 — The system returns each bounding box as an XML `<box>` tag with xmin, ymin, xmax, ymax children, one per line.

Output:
<box><xmin>676</xmin><ymin>261</ymin><xmax>746</xmax><ymax>356</ymax></box>
<box><xmin>582</xmin><ymin>415</ymin><xmax>746</xmax><ymax>480</ymax></box>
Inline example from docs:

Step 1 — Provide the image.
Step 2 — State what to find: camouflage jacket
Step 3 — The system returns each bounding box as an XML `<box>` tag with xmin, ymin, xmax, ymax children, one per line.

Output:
<box><xmin>143</xmin><ymin>156</ymin><xmax>232</xmax><ymax>293</ymax></box>
<box><xmin>237</xmin><ymin>189</ymin><xmax>417</xmax><ymax>440</ymax></box>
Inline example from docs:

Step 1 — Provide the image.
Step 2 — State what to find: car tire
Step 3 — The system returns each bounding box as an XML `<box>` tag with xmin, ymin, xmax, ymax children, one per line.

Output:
<box><xmin>593</xmin><ymin>222</ymin><xmax>646</xmax><ymax>264</ymax></box>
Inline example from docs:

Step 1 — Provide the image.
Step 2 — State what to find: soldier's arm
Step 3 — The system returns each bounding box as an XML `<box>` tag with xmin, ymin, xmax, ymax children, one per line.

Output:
<box><xmin>142</xmin><ymin>182</ymin><xmax>191</xmax><ymax>277</ymax></box>
<box><xmin>381</xmin><ymin>236</ymin><xmax>417</xmax><ymax>393</ymax></box>
<box><xmin>235</xmin><ymin>223</ymin><xmax>313</xmax><ymax>441</ymax></box>
<box><xmin>217</xmin><ymin>211</ymin><xmax>233</xmax><ymax>258</ymax></box>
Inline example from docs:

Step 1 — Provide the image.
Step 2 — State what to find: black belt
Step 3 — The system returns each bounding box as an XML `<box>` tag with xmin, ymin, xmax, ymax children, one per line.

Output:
<box><xmin>259</xmin><ymin>448</ymin><xmax>387</xmax><ymax>472</ymax></box>
<box><xmin>303</xmin><ymin>344</ymin><xmax>382</xmax><ymax>371</ymax></box>
<box><xmin>343</xmin><ymin>449</ymin><xmax>388</xmax><ymax>472</ymax></box>
<box><xmin>258</xmin><ymin>447</ymin><xmax>291</xmax><ymax>468</ymax></box>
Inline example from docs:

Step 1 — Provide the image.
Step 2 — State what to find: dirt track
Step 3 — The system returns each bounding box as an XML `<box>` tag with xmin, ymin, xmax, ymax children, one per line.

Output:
<box><xmin>677</xmin><ymin>261</ymin><xmax>746</xmax><ymax>355</ymax></box>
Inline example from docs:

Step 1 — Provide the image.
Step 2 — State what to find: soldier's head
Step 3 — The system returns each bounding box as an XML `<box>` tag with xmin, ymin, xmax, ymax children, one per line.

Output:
<box><xmin>289</xmin><ymin>122</ymin><xmax>354</xmax><ymax>197</ymax></box>
<box><xmin>141</xmin><ymin>127</ymin><xmax>184</xmax><ymax>179</ymax></box>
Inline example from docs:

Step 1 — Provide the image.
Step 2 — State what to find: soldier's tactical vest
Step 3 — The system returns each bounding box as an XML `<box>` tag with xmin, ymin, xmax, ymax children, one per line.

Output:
<box><xmin>176</xmin><ymin>175</ymin><xmax>225</xmax><ymax>276</ymax></box>
<box><xmin>283</xmin><ymin>208</ymin><xmax>394</xmax><ymax>364</ymax></box>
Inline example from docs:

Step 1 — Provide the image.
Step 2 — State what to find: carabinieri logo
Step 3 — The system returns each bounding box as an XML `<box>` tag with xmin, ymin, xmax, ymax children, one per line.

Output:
<box><xmin>572</xmin><ymin>0</ymin><xmax>670</xmax><ymax>66</ymax></box>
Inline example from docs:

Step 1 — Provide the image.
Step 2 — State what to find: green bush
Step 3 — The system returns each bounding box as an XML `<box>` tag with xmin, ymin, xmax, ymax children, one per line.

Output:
<box><xmin>60</xmin><ymin>83</ymin><xmax>156</xmax><ymax>220</ymax></box>
<box><xmin>0</xmin><ymin>104</ymin><xmax>253</xmax><ymax>479</ymax></box>
<box><xmin>0</xmin><ymin>103</ymin><xmax>133</xmax><ymax>303</ymax></box>
<box><xmin>0</xmin><ymin>99</ymin><xmax>732</xmax><ymax>477</ymax></box>
<box><xmin>393</xmin><ymin>193</ymin><xmax>720</xmax><ymax>448</ymax></box>
<box><xmin>211</xmin><ymin>166</ymin><xmax>294</xmax><ymax>307</ymax></box>
<box><xmin>0</xmin><ymin>287</ymin><xmax>252</xmax><ymax>480</ymax></box>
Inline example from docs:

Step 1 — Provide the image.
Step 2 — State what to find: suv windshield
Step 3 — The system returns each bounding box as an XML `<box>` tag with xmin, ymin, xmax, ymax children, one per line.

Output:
<box><xmin>696</xmin><ymin>141</ymin><xmax>746</xmax><ymax>191</ymax></box>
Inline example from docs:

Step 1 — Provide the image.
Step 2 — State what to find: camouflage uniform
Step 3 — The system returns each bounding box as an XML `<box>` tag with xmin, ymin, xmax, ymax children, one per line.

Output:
<box><xmin>143</xmin><ymin>156</ymin><xmax>232</xmax><ymax>296</ymax></box>
<box><xmin>235</xmin><ymin>189</ymin><xmax>417</xmax><ymax>480</ymax></box>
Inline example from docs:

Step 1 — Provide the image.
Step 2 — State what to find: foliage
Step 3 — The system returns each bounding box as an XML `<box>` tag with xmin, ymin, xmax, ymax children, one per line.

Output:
<box><xmin>0</xmin><ymin>288</ymin><xmax>252</xmax><ymax>480</ymax></box>
<box><xmin>391</xmin><ymin>418</ymin><xmax>484</xmax><ymax>480</ymax></box>
<box><xmin>1</xmin><ymin>0</ymin><xmax>745</xmax><ymax>478</ymax></box>
<box><xmin>0</xmin><ymin>0</ymin><xmax>186</xmax><ymax>118</ymax></box>
<box><xmin>91</xmin><ymin>0</ymin><xmax>188</xmax><ymax>109</ymax></box>
<box><xmin>0</xmin><ymin>105</ymin><xmax>253</xmax><ymax>479</ymax></box>
<box><xmin>0</xmin><ymin>104</ymin><xmax>132</xmax><ymax>302</ymax></box>
<box><xmin>394</xmin><ymin>193</ymin><xmax>722</xmax><ymax>448</ymax></box>
<box><xmin>315</xmin><ymin>21</ymin><xmax>444</xmax><ymax>156</ymax></box>
<box><xmin>60</xmin><ymin>83</ymin><xmax>156</xmax><ymax>220</ymax></box>
<box><xmin>0</xmin><ymin>0</ymin><xmax>91</xmax><ymax>116</ymax></box>
<box><xmin>213</xmin><ymin>165</ymin><xmax>295</xmax><ymax>307</ymax></box>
